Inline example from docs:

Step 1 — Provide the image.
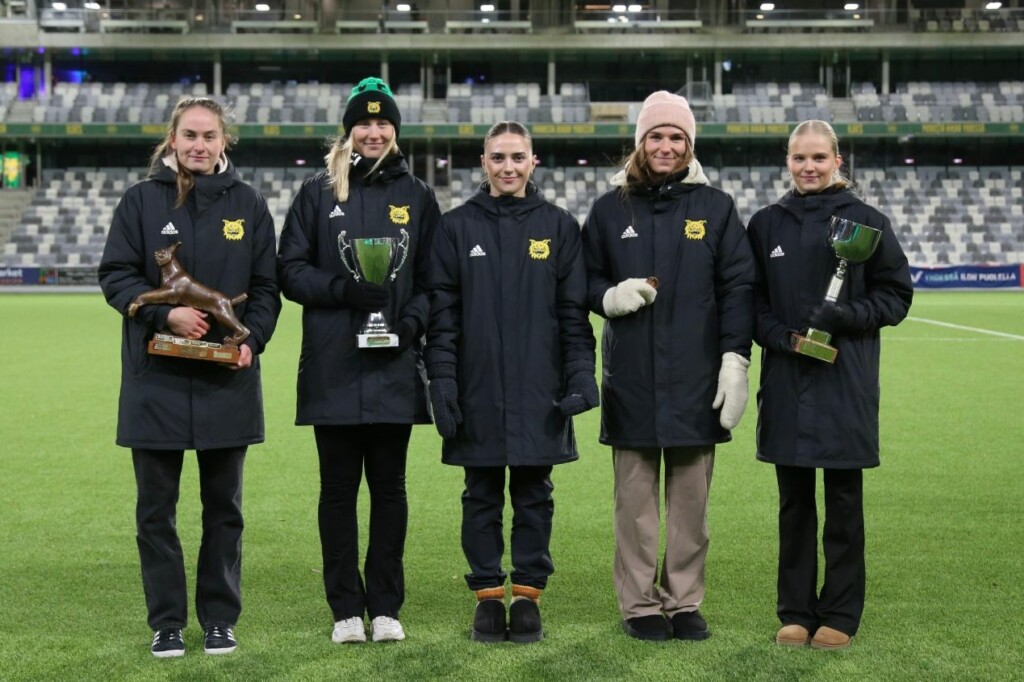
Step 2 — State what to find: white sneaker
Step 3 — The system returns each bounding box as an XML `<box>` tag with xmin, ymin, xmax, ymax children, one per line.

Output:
<box><xmin>331</xmin><ymin>617</ymin><xmax>366</xmax><ymax>644</ymax></box>
<box><xmin>370</xmin><ymin>616</ymin><xmax>406</xmax><ymax>642</ymax></box>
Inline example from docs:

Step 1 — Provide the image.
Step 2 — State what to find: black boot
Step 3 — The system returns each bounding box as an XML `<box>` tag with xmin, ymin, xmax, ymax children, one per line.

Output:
<box><xmin>623</xmin><ymin>615</ymin><xmax>672</xmax><ymax>641</ymax></box>
<box><xmin>508</xmin><ymin>598</ymin><xmax>543</xmax><ymax>643</ymax></box>
<box><xmin>671</xmin><ymin>610</ymin><xmax>710</xmax><ymax>641</ymax></box>
<box><xmin>471</xmin><ymin>600</ymin><xmax>507</xmax><ymax>643</ymax></box>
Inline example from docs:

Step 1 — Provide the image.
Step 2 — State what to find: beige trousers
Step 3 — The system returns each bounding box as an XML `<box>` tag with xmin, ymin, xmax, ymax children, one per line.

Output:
<box><xmin>612</xmin><ymin>446</ymin><xmax>715</xmax><ymax>620</ymax></box>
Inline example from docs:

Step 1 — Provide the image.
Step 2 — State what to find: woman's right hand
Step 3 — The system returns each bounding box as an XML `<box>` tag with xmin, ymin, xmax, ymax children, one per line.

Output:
<box><xmin>166</xmin><ymin>307</ymin><xmax>210</xmax><ymax>339</ymax></box>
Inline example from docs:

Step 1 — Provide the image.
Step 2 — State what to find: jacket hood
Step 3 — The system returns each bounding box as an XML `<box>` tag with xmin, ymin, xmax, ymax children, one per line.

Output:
<box><xmin>151</xmin><ymin>154</ymin><xmax>240</xmax><ymax>215</ymax></box>
<box><xmin>466</xmin><ymin>180</ymin><xmax>546</xmax><ymax>220</ymax></box>
<box><xmin>777</xmin><ymin>185</ymin><xmax>858</xmax><ymax>220</ymax></box>
<box><xmin>610</xmin><ymin>157</ymin><xmax>709</xmax><ymax>190</ymax></box>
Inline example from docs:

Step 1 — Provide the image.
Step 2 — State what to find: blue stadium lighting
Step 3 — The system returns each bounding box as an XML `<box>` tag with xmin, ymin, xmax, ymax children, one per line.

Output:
<box><xmin>70</xmin><ymin>47</ymin><xmax>81</xmax><ymax>56</ymax></box>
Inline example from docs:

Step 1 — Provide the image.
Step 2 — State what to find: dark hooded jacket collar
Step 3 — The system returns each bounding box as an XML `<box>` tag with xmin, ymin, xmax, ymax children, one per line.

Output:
<box><xmin>151</xmin><ymin>158</ymin><xmax>240</xmax><ymax>217</ymax></box>
<box><xmin>467</xmin><ymin>180</ymin><xmax>545</xmax><ymax>221</ymax></box>
<box><xmin>350</xmin><ymin>152</ymin><xmax>410</xmax><ymax>186</ymax></box>
<box><xmin>777</xmin><ymin>184</ymin><xmax>858</xmax><ymax>220</ymax></box>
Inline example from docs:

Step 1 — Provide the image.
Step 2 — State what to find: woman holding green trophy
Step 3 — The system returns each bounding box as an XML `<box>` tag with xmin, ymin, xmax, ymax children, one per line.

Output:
<box><xmin>277</xmin><ymin>77</ymin><xmax>441</xmax><ymax>644</ymax></box>
<box><xmin>748</xmin><ymin>120</ymin><xmax>913</xmax><ymax>650</ymax></box>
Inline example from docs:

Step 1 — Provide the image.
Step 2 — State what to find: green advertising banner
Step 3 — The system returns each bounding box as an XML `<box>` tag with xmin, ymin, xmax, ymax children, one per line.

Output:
<box><xmin>3</xmin><ymin>151</ymin><xmax>25</xmax><ymax>188</ymax></box>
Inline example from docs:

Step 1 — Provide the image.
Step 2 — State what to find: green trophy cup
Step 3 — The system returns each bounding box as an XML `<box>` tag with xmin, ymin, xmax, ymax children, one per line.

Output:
<box><xmin>338</xmin><ymin>229</ymin><xmax>410</xmax><ymax>348</ymax></box>
<box><xmin>791</xmin><ymin>217</ymin><xmax>883</xmax><ymax>364</ymax></box>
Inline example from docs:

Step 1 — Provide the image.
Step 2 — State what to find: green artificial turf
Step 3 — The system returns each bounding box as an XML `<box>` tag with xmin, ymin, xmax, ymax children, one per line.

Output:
<box><xmin>0</xmin><ymin>291</ymin><xmax>1021</xmax><ymax>681</ymax></box>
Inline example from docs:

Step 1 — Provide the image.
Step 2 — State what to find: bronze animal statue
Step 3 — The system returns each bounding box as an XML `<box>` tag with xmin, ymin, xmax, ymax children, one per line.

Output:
<box><xmin>128</xmin><ymin>241</ymin><xmax>250</xmax><ymax>347</ymax></box>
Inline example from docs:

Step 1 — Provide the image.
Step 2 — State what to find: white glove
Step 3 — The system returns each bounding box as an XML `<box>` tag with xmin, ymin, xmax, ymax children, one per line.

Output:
<box><xmin>602</xmin><ymin>278</ymin><xmax>657</xmax><ymax>318</ymax></box>
<box><xmin>712</xmin><ymin>352</ymin><xmax>750</xmax><ymax>430</ymax></box>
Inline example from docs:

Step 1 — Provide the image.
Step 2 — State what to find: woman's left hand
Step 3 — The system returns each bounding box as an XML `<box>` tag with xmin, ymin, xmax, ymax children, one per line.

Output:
<box><xmin>228</xmin><ymin>343</ymin><xmax>253</xmax><ymax>370</ymax></box>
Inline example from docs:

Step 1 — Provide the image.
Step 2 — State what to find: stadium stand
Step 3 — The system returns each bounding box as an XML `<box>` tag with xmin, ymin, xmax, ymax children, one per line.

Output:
<box><xmin>4</xmin><ymin>164</ymin><xmax>1021</xmax><ymax>269</ymax></box>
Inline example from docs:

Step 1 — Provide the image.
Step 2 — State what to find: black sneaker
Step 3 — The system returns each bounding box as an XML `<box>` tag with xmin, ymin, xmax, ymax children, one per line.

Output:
<box><xmin>623</xmin><ymin>615</ymin><xmax>672</xmax><ymax>641</ymax></box>
<box><xmin>671</xmin><ymin>610</ymin><xmax>710</xmax><ymax>641</ymax></box>
<box><xmin>203</xmin><ymin>625</ymin><xmax>238</xmax><ymax>655</ymax></box>
<box><xmin>471</xmin><ymin>599</ymin><xmax>507</xmax><ymax>643</ymax></box>
<box><xmin>508</xmin><ymin>599</ymin><xmax>543</xmax><ymax>644</ymax></box>
<box><xmin>151</xmin><ymin>628</ymin><xmax>185</xmax><ymax>658</ymax></box>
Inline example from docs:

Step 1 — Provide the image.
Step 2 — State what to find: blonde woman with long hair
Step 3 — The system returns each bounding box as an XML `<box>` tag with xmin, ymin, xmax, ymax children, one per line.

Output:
<box><xmin>277</xmin><ymin>77</ymin><xmax>441</xmax><ymax>645</ymax></box>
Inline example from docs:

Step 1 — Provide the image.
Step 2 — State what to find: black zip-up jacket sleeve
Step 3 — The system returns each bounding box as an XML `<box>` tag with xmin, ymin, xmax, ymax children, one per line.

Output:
<box><xmin>581</xmin><ymin>198</ymin><xmax>618</xmax><ymax>318</ymax></box>
<box><xmin>398</xmin><ymin>191</ymin><xmax>442</xmax><ymax>339</ymax></box>
<box><xmin>715</xmin><ymin>199</ymin><xmax>756</xmax><ymax>357</ymax></box>
<box><xmin>748</xmin><ymin>207</ymin><xmax>796</xmax><ymax>353</ymax></box>
<box><xmin>242</xmin><ymin>194</ymin><xmax>281</xmax><ymax>355</ymax></box>
<box><xmin>99</xmin><ymin>187</ymin><xmax>173</xmax><ymax>331</ymax></box>
<box><xmin>556</xmin><ymin>211</ymin><xmax>597</xmax><ymax>374</ymax></box>
<box><xmin>842</xmin><ymin>211</ymin><xmax>913</xmax><ymax>332</ymax></box>
<box><xmin>425</xmin><ymin>215</ymin><xmax>461</xmax><ymax>377</ymax></box>
<box><xmin>277</xmin><ymin>177</ymin><xmax>341</xmax><ymax>309</ymax></box>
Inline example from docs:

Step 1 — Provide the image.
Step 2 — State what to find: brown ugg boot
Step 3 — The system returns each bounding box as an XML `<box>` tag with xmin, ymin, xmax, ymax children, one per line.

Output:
<box><xmin>471</xmin><ymin>587</ymin><xmax>507</xmax><ymax>643</ymax></box>
<box><xmin>810</xmin><ymin>625</ymin><xmax>852</xmax><ymax>650</ymax></box>
<box><xmin>775</xmin><ymin>624</ymin><xmax>811</xmax><ymax>647</ymax></box>
<box><xmin>508</xmin><ymin>585</ymin><xmax>543</xmax><ymax>643</ymax></box>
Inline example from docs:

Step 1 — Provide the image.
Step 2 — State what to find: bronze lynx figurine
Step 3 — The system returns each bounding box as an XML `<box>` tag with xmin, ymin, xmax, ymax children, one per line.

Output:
<box><xmin>128</xmin><ymin>241</ymin><xmax>250</xmax><ymax>347</ymax></box>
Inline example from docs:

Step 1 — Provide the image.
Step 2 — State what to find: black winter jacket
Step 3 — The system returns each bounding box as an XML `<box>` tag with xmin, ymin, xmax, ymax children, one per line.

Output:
<box><xmin>582</xmin><ymin>169</ymin><xmax>755</xmax><ymax>448</ymax></box>
<box><xmin>426</xmin><ymin>185</ymin><xmax>596</xmax><ymax>467</ymax></box>
<box><xmin>748</xmin><ymin>187</ymin><xmax>913</xmax><ymax>469</ymax></box>
<box><xmin>277</xmin><ymin>155</ymin><xmax>440</xmax><ymax>425</ymax></box>
<box><xmin>99</xmin><ymin>159</ymin><xmax>281</xmax><ymax>450</ymax></box>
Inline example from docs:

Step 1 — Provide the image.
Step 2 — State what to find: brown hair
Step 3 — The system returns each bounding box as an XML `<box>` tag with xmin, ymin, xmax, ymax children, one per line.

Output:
<box><xmin>148</xmin><ymin>97</ymin><xmax>234</xmax><ymax>208</ymax></box>
<box><xmin>324</xmin><ymin>133</ymin><xmax>400</xmax><ymax>203</ymax></box>
<box><xmin>787</xmin><ymin>119</ymin><xmax>850</xmax><ymax>190</ymax></box>
<box><xmin>619</xmin><ymin>129</ymin><xmax>694</xmax><ymax>192</ymax></box>
<box><xmin>483</xmin><ymin>120</ymin><xmax>532</xmax><ymax>149</ymax></box>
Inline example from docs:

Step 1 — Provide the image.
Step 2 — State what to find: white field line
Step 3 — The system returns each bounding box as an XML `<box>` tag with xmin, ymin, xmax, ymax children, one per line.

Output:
<box><xmin>907</xmin><ymin>316</ymin><xmax>1024</xmax><ymax>341</ymax></box>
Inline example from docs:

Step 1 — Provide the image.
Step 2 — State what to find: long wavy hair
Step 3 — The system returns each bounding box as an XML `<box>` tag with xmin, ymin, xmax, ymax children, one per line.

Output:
<box><xmin>148</xmin><ymin>97</ymin><xmax>234</xmax><ymax>208</ymax></box>
<box><xmin>787</xmin><ymin>119</ymin><xmax>851</xmax><ymax>191</ymax></box>
<box><xmin>324</xmin><ymin>133</ymin><xmax>400</xmax><ymax>203</ymax></box>
<box><xmin>619</xmin><ymin>129</ymin><xmax>695</xmax><ymax>193</ymax></box>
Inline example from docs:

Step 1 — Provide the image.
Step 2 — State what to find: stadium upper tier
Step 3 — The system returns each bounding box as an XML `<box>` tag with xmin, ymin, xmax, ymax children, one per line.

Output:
<box><xmin>3</xmin><ymin>81</ymin><xmax>1023</xmax><ymax>128</ymax></box>
<box><xmin>2</xmin><ymin>165</ymin><xmax>1020</xmax><ymax>270</ymax></box>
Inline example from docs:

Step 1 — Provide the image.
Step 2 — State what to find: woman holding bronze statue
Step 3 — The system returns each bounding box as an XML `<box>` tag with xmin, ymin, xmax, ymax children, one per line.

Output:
<box><xmin>747</xmin><ymin>120</ymin><xmax>912</xmax><ymax>650</ymax></box>
<box><xmin>99</xmin><ymin>96</ymin><xmax>281</xmax><ymax>658</ymax></box>
<box><xmin>277</xmin><ymin>77</ymin><xmax>440</xmax><ymax>644</ymax></box>
<box><xmin>581</xmin><ymin>91</ymin><xmax>755</xmax><ymax>642</ymax></box>
<box><xmin>426</xmin><ymin>121</ymin><xmax>597</xmax><ymax>643</ymax></box>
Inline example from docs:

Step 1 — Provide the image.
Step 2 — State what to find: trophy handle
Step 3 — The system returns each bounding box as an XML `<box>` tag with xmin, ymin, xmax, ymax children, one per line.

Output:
<box><xmin>389</xmin><ymin>228</ymin><xmax>410</xmax><ymax>282</ymax></box>
<box><xmin>337</xmin><ymin>230</ymin><xmax>361</xmax><ymax>281</ymax></box>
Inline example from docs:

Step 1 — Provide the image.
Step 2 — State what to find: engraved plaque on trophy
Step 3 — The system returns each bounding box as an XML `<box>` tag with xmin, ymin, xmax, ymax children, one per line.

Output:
<box><xmin>791</xmin><ymin>217</ymin><xmax>882</xmax><ymax>364</ymax></box>
<box><xmin>337</xmin><ymin>229</ymin><xmax>409</xmax><ymax>348</ymax></box>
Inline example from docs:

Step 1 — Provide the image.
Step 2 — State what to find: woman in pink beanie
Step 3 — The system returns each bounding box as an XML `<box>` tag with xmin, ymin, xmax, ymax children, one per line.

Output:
<box><xmin>581</xmin><ymin>90</ymin><xmax>755</xmax><ymax>642</ymax></box>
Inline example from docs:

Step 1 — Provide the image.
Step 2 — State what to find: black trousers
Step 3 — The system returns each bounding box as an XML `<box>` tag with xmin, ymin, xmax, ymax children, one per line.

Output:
<box><xmin>461</xmin><ymin>465</ymin><xmax>554</xmax><ymax>592</ymax></box>
<box><xmin>132</xmin><ymin>447</ymin><xmax>246</xmax><ymax>631</ymax></box>
<box><xmin>775</xmin><ymin>464</ymin><xmax>865</xmax><ymax>636</ymax></box>
<box><xmin>314</xmin><ymin>424</ymin><xmax>411</xmax><ymax>621</ymax></box>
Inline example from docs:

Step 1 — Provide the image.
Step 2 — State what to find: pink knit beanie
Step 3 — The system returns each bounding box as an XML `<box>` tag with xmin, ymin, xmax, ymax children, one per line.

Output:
<box><xmin>634</xmin><ymin>91</ymin><xmax>696</xmax><ymax>148</ymax></box>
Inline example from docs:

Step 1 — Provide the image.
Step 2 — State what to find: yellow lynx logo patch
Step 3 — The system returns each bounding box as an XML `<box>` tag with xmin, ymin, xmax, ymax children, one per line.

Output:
<box><xmin>388</xmin><ymin>205</ymin><xmax>411</xmax><ymax>225</ymax></box>
<box><xmin>367</xmin><ymin>101</ymin><xmax>381</xmax><ymax>114</ymax></box>
<box><xmin>222</xmin><ymin>218</ymin><xmax>245</xmax><ymax>241</ymax></box>
<box><xmin>528</xmin><ymin>239</ymin><xmax>551</xmax><ymax>260</ymax></box>
<box><xmin>684</xmin><ymin>219</ymin><xmax>706</xmax><ymax>240</ymax></box>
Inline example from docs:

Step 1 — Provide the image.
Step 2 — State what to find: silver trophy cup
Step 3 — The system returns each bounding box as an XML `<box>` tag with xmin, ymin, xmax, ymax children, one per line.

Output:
<box><xmin>338</xmin><ymin>229</ymin><xmax>410</xmax><ymax>348</ymax></box>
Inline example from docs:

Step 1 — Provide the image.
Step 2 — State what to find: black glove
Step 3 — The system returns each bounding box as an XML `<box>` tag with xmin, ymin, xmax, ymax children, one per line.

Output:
<box><xmin>808</xmin><ymin>301</ymin><xmax>854</xmax><ymax>334</ymax></box>
<box><xmin>340</xmin><ymin>279</ymin><xmax>389</xmax><ymax>312</ymax></box>
<box><xmin>393</xmin><ymin>319</ymin><xmax>418</xmax><ymax>351</ymax></box>
<box><xmin>558</xmin><ymin>370</ymin><xmax>600</xmax><ymax>417</ymax></box>
<box><xmin>428</xmin><ymin>369</ymin><xmax>462</xmax><ymax>439</ymax></box>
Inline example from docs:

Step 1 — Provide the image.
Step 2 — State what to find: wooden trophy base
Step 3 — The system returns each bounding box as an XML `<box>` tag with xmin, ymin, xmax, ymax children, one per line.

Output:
<box><xmin>791</xmin><ymin>329</ymin><xmax>838</xmax><ymax>364</ymax></box>
<box><xmin>357</xmin><ymin>332</ymin><xmax>398</xmax><ymax>349</ymax></box>
<box><xmin>148</xmin><ymin>333</ymin><xmax>241</xmax><ymax>364</ymax></box>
